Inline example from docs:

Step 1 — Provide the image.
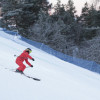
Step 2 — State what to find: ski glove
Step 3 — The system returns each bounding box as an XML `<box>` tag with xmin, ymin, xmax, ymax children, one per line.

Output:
<box><xmin>31</xmin><ymin>65</ymin><xmax>33</xmax><ymax>67</ymax></box>
<box><xmin>32</xmin><ymin>58</ymin><xmax>35</xmax><ymax>61</ymax></box>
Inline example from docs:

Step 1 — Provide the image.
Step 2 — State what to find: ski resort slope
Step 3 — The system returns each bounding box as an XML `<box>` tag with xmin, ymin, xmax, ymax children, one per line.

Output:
<box><xmin>0</xmin><ymin>28</ymin><xmax>100</xmax><ymax>100</ymax></box>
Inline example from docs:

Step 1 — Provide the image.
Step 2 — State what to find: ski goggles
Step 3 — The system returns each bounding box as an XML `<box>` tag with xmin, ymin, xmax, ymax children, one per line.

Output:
<box><xmin>26</xmin><ymin>48</ymin><xmax>32</xmax><ymax>54</ymax></box>
<box><xmin>29</xmin><ymin>50</ymin><xmax>32</xmax><ymax>54</ymax></box>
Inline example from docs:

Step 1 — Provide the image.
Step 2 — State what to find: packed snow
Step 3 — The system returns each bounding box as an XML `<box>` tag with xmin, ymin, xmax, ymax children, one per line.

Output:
<box><xmin>0</xmin><ymin>28</ymin><xmax>100</xmax><ymax>100</ymax></box>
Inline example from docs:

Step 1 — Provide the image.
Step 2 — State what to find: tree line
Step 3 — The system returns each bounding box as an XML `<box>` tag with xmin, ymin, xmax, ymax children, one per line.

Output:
<box><xmin>0</xmin><ymin>0</ymin><xmax>100</xmax><ymax>56</ymax></box>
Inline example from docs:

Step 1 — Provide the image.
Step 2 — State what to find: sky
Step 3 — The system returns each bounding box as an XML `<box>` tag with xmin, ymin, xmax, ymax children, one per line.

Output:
<box><xmin>48</xmin><ymin>0</ymin><xmax>92</xmax><ymax>15</ymax></box>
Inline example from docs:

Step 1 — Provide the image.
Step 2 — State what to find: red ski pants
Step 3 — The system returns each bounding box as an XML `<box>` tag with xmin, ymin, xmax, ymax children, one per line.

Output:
<box><xmin>16</xmin><ymin>60</ymin><xmax>26</xmax><ymax>72</ymax></box>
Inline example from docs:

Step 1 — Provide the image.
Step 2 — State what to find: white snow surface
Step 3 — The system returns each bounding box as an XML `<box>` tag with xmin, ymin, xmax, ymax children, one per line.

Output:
<box><xmin>0</xmin><ymin>28</ymin><xmax>100</xmax><ymax>100</ymax></box>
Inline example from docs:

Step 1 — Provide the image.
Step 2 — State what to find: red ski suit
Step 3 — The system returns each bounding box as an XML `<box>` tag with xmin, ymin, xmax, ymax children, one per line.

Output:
<box><xmin>16</xmin><ymin>50</ymin><xmax>33</xmax><ymax>71</ymax></box>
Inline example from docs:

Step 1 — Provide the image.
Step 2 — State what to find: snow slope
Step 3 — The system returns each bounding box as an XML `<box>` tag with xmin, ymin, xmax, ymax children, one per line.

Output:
<box><xmin>0</xmin><ymin>28</ymin><xmax>100</xmax><ymax>100</ymax></box>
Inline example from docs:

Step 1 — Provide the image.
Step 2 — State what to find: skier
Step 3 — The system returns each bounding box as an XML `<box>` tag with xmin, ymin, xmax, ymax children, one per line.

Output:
<box><xmin>16</xmin><ymin>48</ymin><xmax>34</xmax><ymax>74</ymax></box>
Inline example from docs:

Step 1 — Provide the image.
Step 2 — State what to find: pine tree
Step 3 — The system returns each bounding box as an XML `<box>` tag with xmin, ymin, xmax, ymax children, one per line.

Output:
<box><xmin>88</xmin><ymin>4</ymin><xmax>97</xmax><ymax>27</ymax></box>
<box><xmin>53</xmin><ymin>0</ymin><xmax>76</xmax><ymax>25</ymax></box>
<box><xmin>0</xmin><ymin>0</ymin><xmax>50</xmax><ymax>37</ymax></box>
<box><xmin>96</xmin><ymin>9</ymin><xmax>100</xmax><ymax>26</ymax></box>
<box><xmin>81</xmin><ymin>3</ymin><xmax>99</xmax><ymax>27</ymax></box>
<box><xmin>66</xmin><ymin>0</ymin><xmax>76</xmax><ymax>20</ymax></box>
<box><xmin>80</xmin><ymin>2</ymin><xmax>89</xmax><ymax>26</ymax></box>
<box><xmin>53</xmin><ymin>0</ymin><xmax>66</xmax><ymax>22</ymax></box>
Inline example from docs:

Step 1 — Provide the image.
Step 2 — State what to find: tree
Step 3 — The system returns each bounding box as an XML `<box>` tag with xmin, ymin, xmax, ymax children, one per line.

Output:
<box><xmin>53</xmin><ymin>0</ymin><xmax>76</xmax><ymax>25</ymax></box>
<box><xmin>80</xmin><ymin>2</ymin><xmax>89</xmax><ymax>26</ymax></box>
<box><xmin>92</xmin><ymin>0</ymin><xmax>100</xmax><ymax>9</ymax></box>
<box><xmin>65</xmin><ymin>0</ymin><xmax>76</xmax><ymax>19</ymax></box>
<box><xmin>29</xmin><ymin>9</ymin><xmax>66</xmax><ymax>41</ymax></box>
<box><xmin>53</xmin><ymin>0</ymin><xmax>66</xmax><ymax>21</ymax></box>
<box><xmin>96</xmin><ymin>9</ymin><xmax>100</xmax><ymax>27</ymax></box>
<box><xmin>0</xmin><ymin>0</ymin><xmax>50</xmax><ymax>37</ymax></box>
<box><xmin>88</xmin><ymin>4</ymin><xmax>97</xmax><ymax>27</ymax></box>
<box><xmin>81</xmin><ymin>3</ymin><xmax>100</xmax><ymax>27</ymax></box>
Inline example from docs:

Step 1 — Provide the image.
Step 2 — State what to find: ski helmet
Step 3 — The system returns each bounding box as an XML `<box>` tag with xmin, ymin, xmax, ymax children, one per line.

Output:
<box><xmin>26</xmin><ymin>48</ymin><xmax>32</xmax><ymax>54</ymax></box>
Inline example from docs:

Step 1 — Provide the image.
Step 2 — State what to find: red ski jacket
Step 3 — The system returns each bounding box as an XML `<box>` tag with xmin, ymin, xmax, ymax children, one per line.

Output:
<box><xmin>16</xmin><ymin>50</ymin><xmax>33</xmax><ymax>66</ymax></box>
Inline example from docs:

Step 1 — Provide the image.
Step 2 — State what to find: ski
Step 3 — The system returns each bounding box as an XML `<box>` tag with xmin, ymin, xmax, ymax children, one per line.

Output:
<box><xmin>22</xmin><ymin>73</ymin><xmax>41</xmax><ymax>81</ymax></box>
<box><xmin>4</xmin><ymin>68</ymin><xmax>41</xmax><ymax>81</ymax></box>
<box><xmin>14</xmin><ymin>71</ymin><xmax>41</xmax><ymax>81</ymax></box>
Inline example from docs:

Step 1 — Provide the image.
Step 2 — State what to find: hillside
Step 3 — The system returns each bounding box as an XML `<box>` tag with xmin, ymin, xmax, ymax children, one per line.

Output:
<box><xmin>0</xmin><ymin>28</ymin><xmax>100</xmax><ymax>100</ymax></box>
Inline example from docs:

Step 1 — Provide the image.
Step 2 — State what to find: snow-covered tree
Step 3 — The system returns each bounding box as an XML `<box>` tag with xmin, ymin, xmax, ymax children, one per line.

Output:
<box><xmin>0</xmin><ymin>0</ymin><xmax>50</xmax><ymax>37</ymax></box>
<box><xmin>81</xmin><ymin>2</ymin><xmax>100</xmax><ymax>27</ymax></box>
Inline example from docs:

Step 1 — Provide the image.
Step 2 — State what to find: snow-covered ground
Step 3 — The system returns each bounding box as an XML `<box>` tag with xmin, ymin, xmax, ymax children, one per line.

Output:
<box><xmin>0</xmin><ymin>28</ymin><xmax>100</xmax><ymax>100</ymax></box>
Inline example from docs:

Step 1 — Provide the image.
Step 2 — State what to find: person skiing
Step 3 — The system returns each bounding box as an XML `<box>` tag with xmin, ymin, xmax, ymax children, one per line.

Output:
<box><xmin>16</xmin><ymin>48</ymin><xmax>34</xmax><ymax>74</ymax></box>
